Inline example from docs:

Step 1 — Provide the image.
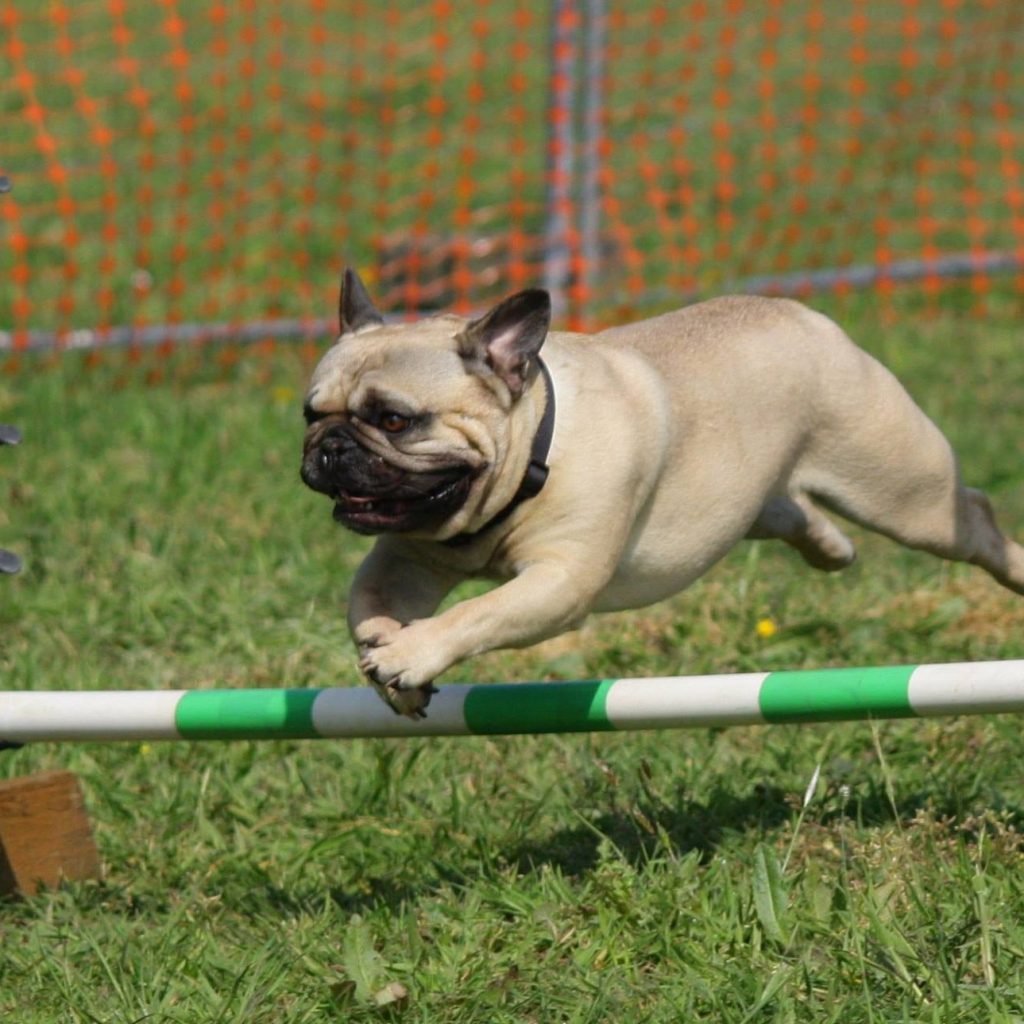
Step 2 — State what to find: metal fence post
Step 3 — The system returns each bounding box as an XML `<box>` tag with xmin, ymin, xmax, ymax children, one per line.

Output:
<box><xmin>579</xmin><ymin>0</ymin><xmax>606</xmax><ymax>321</ymax></box>
<box><xmin>542</xmin><ymin>0</ymin><xmax>579</xmax><ymax>324</ymax></box>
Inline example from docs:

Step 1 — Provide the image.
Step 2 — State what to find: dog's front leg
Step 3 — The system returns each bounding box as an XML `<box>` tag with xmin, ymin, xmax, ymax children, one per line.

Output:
<box><xmin>358</xmin><ymin>557</ymin><xmax>600</xmax><ymax>705</ymax></box>
<box><xmin>348</xmin><ymin>542</ymin><xmax>461</xmax><ymax>718</ymax></box>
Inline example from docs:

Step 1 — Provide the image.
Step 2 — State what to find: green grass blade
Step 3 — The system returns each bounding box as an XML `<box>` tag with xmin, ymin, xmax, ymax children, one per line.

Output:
<box><xmin>752</xmin><ymin>843</ymin><xmax>790</xmax><ymax>946</ymax></box>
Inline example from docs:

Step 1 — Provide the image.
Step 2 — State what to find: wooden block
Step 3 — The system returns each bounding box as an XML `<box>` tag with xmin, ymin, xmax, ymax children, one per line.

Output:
<box><xmin>0</xmin><ymin>770</ymin><xmax>101</xmax><ymax>896</ymax></box>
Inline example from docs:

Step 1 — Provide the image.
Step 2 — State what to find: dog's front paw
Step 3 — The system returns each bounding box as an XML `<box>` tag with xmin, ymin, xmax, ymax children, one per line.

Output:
<box><xmin>369</xmin><ymin>676</ymin><xmax>438</xmax><ymax>719</ymax></box>
<box><xmin>358</xmin><ymin>621</ymin><xmax>446</xmax><ymax>720</ymax></box>
<box><xmin>353</xmin><ymin>615</ymin><xmax>403</xmax><ymax>655</ymax></box>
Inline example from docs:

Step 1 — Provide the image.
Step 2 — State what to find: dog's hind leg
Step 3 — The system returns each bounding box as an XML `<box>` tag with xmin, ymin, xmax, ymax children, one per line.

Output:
<box><xmin>748</xmin><ymin>495</ymin><xmax>857</xmax><ymax>572</ymax></box>
<box><xmin>830</xmin><ymin>476</ymin><xmax>1024</xmax><ymax>596</ymax></box>
<box><xmin>801</xmin><ymin>413</ymin><xmax>1024</xmax><ymax>596</ymax></box>
<box><xmin>950</xmin><ymin>486</ymin><xmax>1024</xmax><ymax>596</ymax></box>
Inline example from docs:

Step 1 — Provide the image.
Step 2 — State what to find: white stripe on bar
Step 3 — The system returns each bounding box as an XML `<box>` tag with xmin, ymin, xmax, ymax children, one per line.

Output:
<box><xmin>0</xmin><ymin>690</ymin><xmax>187</xmax><ymax>742</ymax></box>
<box><xmin>604</xmin><ymin>673</ymin><xmax>769</xmax><ymax>730</ymax></box>
<box><xmin>310</xmin><ymin>685</ymin><xmax>471</xmax><ymax>738</ymax></box>
<box><xmin>908</xmin><ymin>661</ymin><xmax>1024</xmax><ymax>717</ymax></box>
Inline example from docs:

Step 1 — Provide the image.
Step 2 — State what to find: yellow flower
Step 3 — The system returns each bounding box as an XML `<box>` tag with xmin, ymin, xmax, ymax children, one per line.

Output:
<box><xmin>272</xmin><ymin>386</ymin><xmax>296</xmax><ymax>405</ymax></box>
<box><xmin>755</xmin><ymin>617</ymin><xmax>778</xmax><ymax>639</ymax></box>
<box><xmin>139</xmin><ymin>742</ymin><xmax>152</xmax><ymax>756</ymax></box>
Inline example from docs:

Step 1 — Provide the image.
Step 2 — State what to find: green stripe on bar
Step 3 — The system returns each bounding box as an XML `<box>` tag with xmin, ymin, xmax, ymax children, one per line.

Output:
<box><xmin>463</xmin><ymin>680</ymin><xmax>616</xmax><ymax>735</ymax></box>
<box><xmin>175</xmin><ymin>689</ymin><xmax>322</xmax><ymax>740</ymax></box>
<box><xmin>759</xmin><ymin>665</ymin><xmax>916</xmax><ymax>723</ymax></box>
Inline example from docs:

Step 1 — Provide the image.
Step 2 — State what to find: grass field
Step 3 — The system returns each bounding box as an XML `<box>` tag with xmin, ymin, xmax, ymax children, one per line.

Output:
<box><xmin>1</xmin><ymin>289</ymin><xmax>1024</xmax><ymax>1021</ymax></box>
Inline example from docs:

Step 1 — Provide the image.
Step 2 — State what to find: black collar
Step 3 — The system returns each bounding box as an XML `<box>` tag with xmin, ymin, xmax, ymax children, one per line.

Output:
<box><xmin>443</xmin><ymin>358</ymin><xmax>555</xmax><ymax>548</ymax></box>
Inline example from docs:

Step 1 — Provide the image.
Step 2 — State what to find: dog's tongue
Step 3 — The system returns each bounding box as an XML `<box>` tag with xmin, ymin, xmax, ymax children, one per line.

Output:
<box><xmin>334</xmin><ymin>491</ymin><xmax>411</xmax><ymax>523</ymax></box>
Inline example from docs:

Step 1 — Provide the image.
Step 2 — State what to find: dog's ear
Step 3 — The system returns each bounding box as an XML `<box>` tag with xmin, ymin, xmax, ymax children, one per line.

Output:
<box><xmin>458</xmin><ymin>289</ymin><xmax>551</xmax><ymax>398</ymax></box>
<box><xmin>339</xmin><ymin>267</ymin><xmax>384</xmax><ymax>335</ymax></box>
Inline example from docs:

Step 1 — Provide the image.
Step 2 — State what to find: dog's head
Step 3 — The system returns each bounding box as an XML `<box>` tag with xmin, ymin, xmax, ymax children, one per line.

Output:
<box><xmin>301</xmin><ymin>268</ymin><xmax>551</xmax><ymax>538</ymax></box>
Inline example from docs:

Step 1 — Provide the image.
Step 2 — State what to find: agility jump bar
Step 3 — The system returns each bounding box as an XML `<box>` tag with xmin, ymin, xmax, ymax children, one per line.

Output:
<box><xmin>2</xmin><ymin>661</ymin><xmax>1024</xmax><ymax>745</ymax></box>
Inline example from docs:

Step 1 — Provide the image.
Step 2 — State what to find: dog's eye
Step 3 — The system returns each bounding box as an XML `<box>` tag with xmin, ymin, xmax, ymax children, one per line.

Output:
<box><xmin>379</xmin><ymin>411</ymin><xmax>412</xmax><ymax>434</ymax></box>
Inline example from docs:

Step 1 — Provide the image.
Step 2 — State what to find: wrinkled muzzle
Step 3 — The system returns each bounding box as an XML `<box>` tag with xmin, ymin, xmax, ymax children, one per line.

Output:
<box><xmin>301</xmin><ymin>422</ymin><xmax>475</xmax><ymax>535</ymax></box>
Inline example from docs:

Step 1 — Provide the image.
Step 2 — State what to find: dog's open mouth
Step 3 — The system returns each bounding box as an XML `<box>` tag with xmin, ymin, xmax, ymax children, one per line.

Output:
<box><xmin>332</xmin><ymin>468</ymin><xmax>474</xmax><ymax>534</ymax></box>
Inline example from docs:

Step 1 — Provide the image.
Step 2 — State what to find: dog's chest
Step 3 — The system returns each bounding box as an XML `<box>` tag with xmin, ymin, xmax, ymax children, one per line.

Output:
<box><xmin>592</xmin><ymin>553</ymin><xmax>716</xmax><ymax>612</ymax></box>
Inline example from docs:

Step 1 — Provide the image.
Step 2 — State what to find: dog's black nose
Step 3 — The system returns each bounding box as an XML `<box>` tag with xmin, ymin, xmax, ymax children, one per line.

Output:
<box><xmin>300</xmin><ymin>447</ymin><xmax>336</xmax><ymax>494</ymax></box>
<box><xmin>302</xmin><ymin>449</ymin><xmax>334</xmax><ymax>487</ymax></box>
<box><xmin>301</xmin><ymin>429</ymin><xmax>363</xmax><ymax>494</ymax></box>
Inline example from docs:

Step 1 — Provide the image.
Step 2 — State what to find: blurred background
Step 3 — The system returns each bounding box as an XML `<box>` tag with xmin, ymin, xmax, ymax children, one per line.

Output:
<box><xmin>3</xmin><ymin>0</ymin><xmax>1022</xmax><ymax>357</ymax></box>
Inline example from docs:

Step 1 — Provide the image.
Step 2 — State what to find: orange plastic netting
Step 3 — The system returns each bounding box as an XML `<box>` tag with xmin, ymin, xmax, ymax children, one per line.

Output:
<box><xmin>2</xmin><ymin>0</ymin><xmax>1022</xmax><ymax>355</ymax></box>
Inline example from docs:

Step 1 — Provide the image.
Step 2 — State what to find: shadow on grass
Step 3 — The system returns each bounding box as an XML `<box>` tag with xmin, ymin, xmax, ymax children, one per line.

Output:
<box><xmin>212</xmin><ymin>780</ymin><xmax>1024</xmax><ymax>918</ymax></box>
<box><xmin>508</xmin><ymin>782</ymin><xmax>794</xmax><ymax>877</ymax></box>
<box><xmin>507</xmin><ymin>777</ymin><xmax>1024</xmax><ymax>879</ymax></box>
